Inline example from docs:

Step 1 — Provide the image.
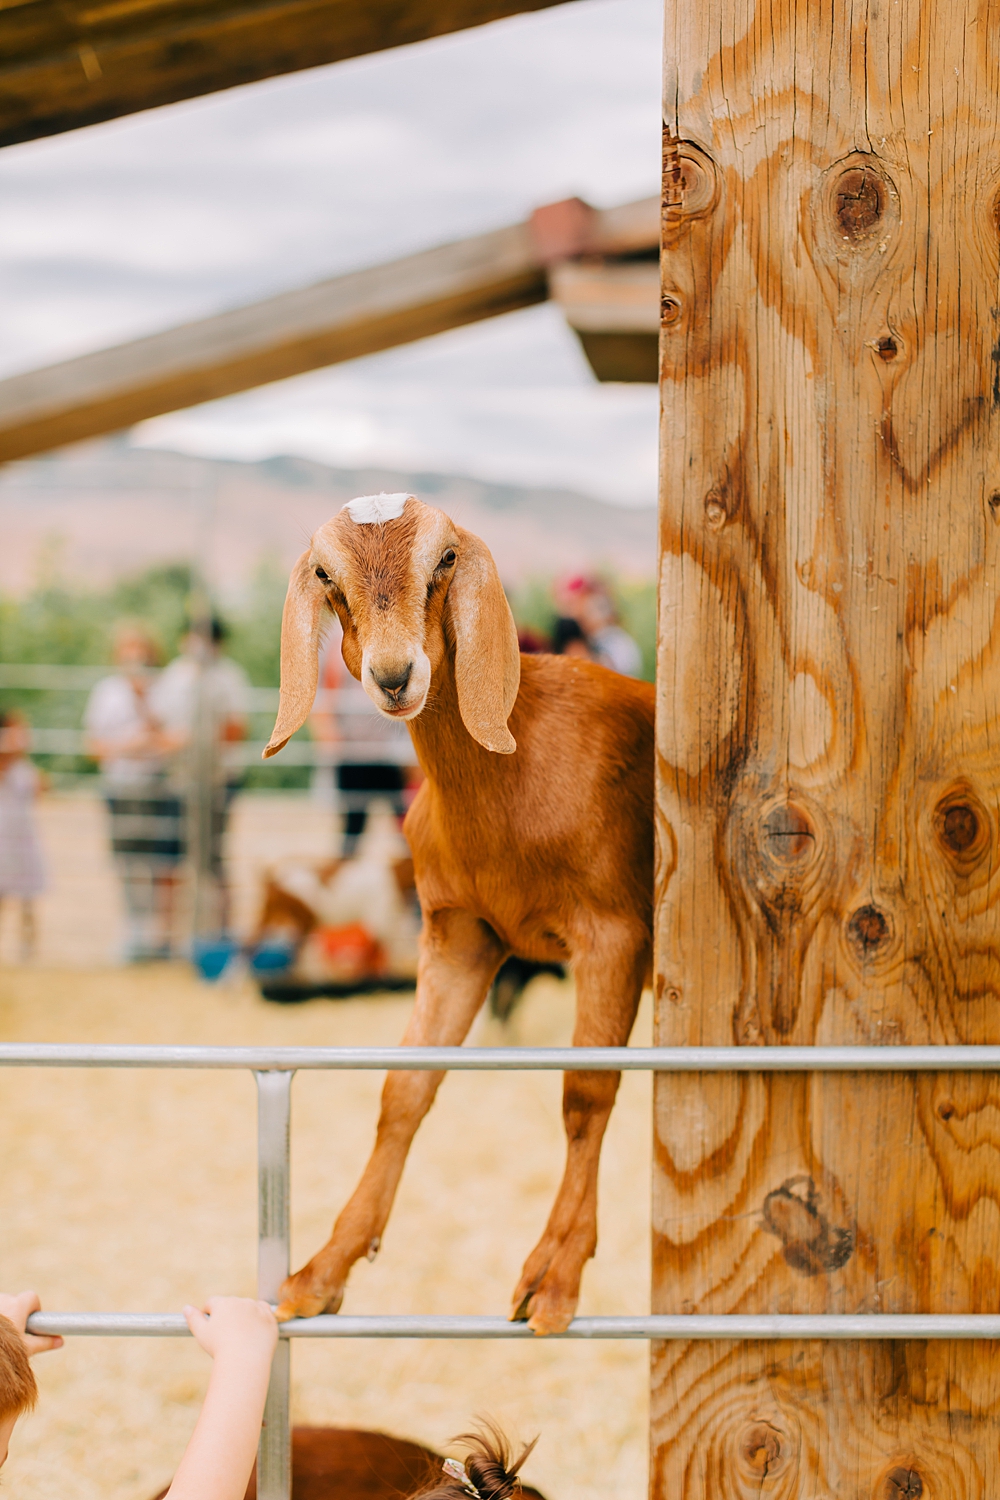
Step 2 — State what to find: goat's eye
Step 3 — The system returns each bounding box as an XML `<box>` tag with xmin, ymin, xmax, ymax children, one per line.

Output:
<box><xmin>315</xmin><ymin>567</ymin><xmax>330</xmax><ymax>582</ymax></box>
<box><xmin>440</xmin><ymin>549</ymin><xmax>457</xmax><ymax>567</ymax></box>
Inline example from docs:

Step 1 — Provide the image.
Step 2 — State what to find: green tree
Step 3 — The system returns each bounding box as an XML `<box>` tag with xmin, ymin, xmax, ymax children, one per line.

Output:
<box><xmin>0</xmin><ymin>559</ymin><xmax>301</xmax><ymax>782</ymax></box>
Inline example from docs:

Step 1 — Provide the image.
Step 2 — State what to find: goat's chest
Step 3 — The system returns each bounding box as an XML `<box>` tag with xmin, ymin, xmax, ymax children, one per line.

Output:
<box><xmin>410</xmin><ymin>786</ymin><xmax>558</xmax><ymax>909</ymax></box>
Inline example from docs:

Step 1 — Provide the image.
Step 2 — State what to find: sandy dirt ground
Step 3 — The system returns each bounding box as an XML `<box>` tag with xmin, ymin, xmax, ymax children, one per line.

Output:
<box><xmin>0</xmin><ymin>793</ymin><xmax>651</xmax><ymax>1500</ymax></box>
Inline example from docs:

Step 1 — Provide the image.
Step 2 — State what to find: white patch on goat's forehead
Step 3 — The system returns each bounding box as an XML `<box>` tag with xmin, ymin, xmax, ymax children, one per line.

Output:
<box><xmin>343</xmin><ymin>493</ymin><xmax>411</xmax><ymax>525</ymax></box>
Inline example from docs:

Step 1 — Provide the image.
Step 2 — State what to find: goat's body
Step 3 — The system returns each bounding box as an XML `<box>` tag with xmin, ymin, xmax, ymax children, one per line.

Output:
<box><xmin>269</xmin><ymin>498</ymin><xmax>654</xmax><ymax>1332</ymax></box>
<box><xmin>408</xmin><ymin>654</ymin><xmax>654</xmax><ymax>966</ymax></box>
<box><xmin>153</xmin><ymin>1426</ymin><xmax>550</xmax><ymax>1500</ymax></box>
<box><xmin>279</xmin><ymin>650</ymin><xmax>654</xmax><ymax>1333</ymax></box>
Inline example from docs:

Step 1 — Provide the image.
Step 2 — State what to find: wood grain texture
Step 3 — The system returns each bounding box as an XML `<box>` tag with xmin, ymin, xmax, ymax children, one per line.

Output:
<box><xmin>0</xmin><ymin>0</ymin><xmax>573</xmax><ymax>149</ymax></box>
<box><xmin>653</xmin><ymin>2</ymin><xmax>1000</xmax><ymax>1494</ymax></box>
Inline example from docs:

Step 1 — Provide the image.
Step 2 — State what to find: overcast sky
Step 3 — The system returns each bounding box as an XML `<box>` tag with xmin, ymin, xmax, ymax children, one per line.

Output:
<box><xmin>0</xmin><ymin>0</ymin><xmax>662</xmax><ymax>505</ymax></box>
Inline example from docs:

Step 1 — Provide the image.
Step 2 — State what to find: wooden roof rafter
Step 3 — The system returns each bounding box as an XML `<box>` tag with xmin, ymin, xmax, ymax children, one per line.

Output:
<box><xmin>0</xmin><ymin>0</ymin><xmax>576</xmax><ymax>148</ymax></box>
<box><xmin>0</xmin><ymin>194</ymin><xmax>659</xmax><ymax>463</ymax></box>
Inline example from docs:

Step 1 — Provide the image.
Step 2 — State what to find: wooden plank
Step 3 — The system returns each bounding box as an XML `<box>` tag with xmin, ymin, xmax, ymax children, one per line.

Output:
<box><xmin>575</xmin><ymin>331</ymin><xmax>656</xmax><ymax>383</ymax></box>
<box><xmin>653</xmin><ymin>1</ymin><xmax>1000</xmax><ymax>1495</ymax></box>
<box><xmin>0</xmin><ymin>224</ymin><xmax>546</xmax><ymax>461</ymax></box>
<box><xmin>0</xmin><ymin>194</ymin><xmax>658</xmax><ymax>461</ymax></box>
<box><xmin>550</xmin><ymin>260</ymin><xmax>658</xmax><ymax>380</ymax></box>
<box><xmin>550</xmin><ymin>261</ymin><xmax>659</xmax><ymax>333</ymax></box>
<box><xmin>0</xmin><ymin>0</ymin><xmax>574</xmax><ymax>149</ymax></box>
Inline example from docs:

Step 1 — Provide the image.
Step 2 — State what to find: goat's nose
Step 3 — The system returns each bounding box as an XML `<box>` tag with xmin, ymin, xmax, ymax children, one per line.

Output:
<box><xmin>372</xmin><ymin>662</ymin><xmax>413</xmax><ymax>696</ymax></box>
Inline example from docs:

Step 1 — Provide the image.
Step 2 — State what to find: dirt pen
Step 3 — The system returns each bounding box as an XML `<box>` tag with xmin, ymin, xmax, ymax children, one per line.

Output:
<box><xmin>0</xmin><ymin>789</ymin><xmax>652</xmax><ymax>1500</ymax></box>
<box><xmin>2</xmin><ymin>791</ymin><xmax>991</xmax><ymax>1500</ymax></box>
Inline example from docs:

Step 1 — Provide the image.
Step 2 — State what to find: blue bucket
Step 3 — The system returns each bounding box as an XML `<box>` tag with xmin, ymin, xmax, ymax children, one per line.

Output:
<box><xmin>192</xmin><ymin>936</ymin><xmax>240</xmax><ymax>981</ymax></box>
<box><xmin>249</xmin><ymin>938</ymin><xmax>296</xmax><ymax>977</ymax></box>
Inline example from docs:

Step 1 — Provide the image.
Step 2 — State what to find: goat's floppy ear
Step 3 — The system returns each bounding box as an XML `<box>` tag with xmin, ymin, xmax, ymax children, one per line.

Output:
<box><xmin>264</xmin><ymin>551</ymin><xmax>327</xmax><ymax>758</ymax></box>
<box><xmin>445</xmin><ymin>529</ymin><xmax>520</xmax><ymax>754</ymax></box>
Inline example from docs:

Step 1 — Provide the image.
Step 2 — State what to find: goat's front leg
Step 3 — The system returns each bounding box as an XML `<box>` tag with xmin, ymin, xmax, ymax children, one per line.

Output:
<box><xmin>277</xmin><ymin>909</ymin><xmax>505</xmax><ymax>1319</ymax></box>
<box><xmin>511</xmin><ymin>928</ymin><xmax>648</xmax><ymax>1334</ymax></box>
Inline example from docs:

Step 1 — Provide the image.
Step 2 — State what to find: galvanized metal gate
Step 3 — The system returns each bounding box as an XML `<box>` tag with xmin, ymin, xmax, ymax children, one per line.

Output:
<box><xmin>4</xmin><ymin>1041</ymin><xmax>1000</xmax><ymax>1500</ymax></box>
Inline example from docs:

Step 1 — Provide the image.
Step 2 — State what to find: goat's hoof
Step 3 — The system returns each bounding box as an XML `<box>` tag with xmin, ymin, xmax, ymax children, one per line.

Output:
<box><xmin>276</xmin><ymin>1274</ymin><xmax>345</xmax><ymax>1322</ymax></box>
<box><xmin>525</xmin><ymin>1294</ymin><xmax>576</xmax><ymax>1336</ymax></box>
<box><xmin>510</xmin><ymin>1268</ymin><xmax>547</xmax><ymax>1323</ymax></box>
<box><xmin>515</xmin><ymin>1276</ymin><xmax>577</xmax><ymax>1336</ymax></box>
<box><xmin>510</xmin><ymin>1291</ymin><xmax>534</xmax><ymax>1323</ymax></box>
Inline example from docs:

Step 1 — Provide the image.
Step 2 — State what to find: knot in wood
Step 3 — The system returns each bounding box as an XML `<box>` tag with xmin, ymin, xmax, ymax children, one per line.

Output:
<box><xmin>934</xmin><ymin>789</ymin><xmax>990</xmax><ymax>873</ymax></box>
<box><xmin>874</xmin><ymin>334</ymin><xmax>898</xmax><ymax>361</ymax></box>
<box><xmin>704</xmin><ymin>492</ymin><xmax>727</xmax><ymax>529</ymax></box>
<box><xmin>763</xmin><ymin>803</ymin><xmax>814</xmax><ymax>863</ymax></box>
<box><xmin>884</xmin><ymin>1467</ymin><xmax>923</xmax><ymax>1499</ymax></box>
<box><xmin>989</xmin><ymin>490</ymin><xmax>1000</xmax><ymax>522</ymax></box>
<box><xmin>847</xmin><ymin>904</ymin><xmax>891</xmax><ymax>956</ymax></box>
<box><xmin>762</xmin><ymin>1176</ymin><xmax>855</xmax><ymax>1275</ymax></box>
<box><xmin>941</xmin><ymin>803</ymin><xmax>978</xmax><ymax>851</ymax></box>
<box><xmin>835</xmin><ymin>166</ymin><xmax>884</xmax><ymax>240</ymax></box>
<box><xmin>661</xmin><ymin>136</ymin><xmax>717</xmax><ymax>218</ymax></box>
<box><xmin>661</xmin><ymin>293</ymin><xmax>682</xmax><ymax>327</ymax></box>
<box><xmin>739</xmin><ymin>1424</ymin><xmax>781</xmax><ymax>1474</ymax></box>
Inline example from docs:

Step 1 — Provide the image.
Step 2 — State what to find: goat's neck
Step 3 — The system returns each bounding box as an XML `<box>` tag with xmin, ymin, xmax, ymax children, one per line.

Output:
<box><xmin>406</xmin><ymin>654</ymin><xmax>487</xmax><ymax>793</ymax></box>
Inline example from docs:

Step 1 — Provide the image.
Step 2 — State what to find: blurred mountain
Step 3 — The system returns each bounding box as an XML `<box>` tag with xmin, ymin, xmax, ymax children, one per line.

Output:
<box><xmin>0</xmin><ymin>443</ymin><xmax>657</xmax><ymax>598</ymax></box>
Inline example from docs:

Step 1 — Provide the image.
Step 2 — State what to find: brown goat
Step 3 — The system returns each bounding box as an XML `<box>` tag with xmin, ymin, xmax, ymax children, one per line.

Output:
<box><xmin>265</xmin><ymin>494</ymin><xmax>653</xmax><ymax>1333</ymax></box>
<box><xmin>152</xmin><ymin>1425</ymin><xmax>548</xmax><ymax>1500</ymax></box>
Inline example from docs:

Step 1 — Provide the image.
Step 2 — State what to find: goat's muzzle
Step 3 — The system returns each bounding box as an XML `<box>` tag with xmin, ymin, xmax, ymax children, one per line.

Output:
<box><xmin>364</xmin><ymin>653</ymin><xmax>429</xmax><ymax>719</ymax></box>
<box><xmin>372</xmin><ymin>662</ymin><xmax>413</xmax><ymax>698</ymax></box>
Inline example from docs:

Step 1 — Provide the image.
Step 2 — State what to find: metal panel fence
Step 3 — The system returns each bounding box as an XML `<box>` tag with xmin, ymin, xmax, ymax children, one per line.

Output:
<box><xmin>5</xmin><ymin>1042</ymin><xmax>1000</xmax><ymax>1500</ymax></box>
<box><xmin>0</xmin><ymin>665</ymin><xmax>402</xmax><ymax>766</ymax></box>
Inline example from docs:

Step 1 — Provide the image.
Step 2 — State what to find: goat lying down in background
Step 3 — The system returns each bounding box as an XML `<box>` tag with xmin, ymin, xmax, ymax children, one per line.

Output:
<box><xmin>265</xmin><ymin>492</ymin><xmax>654</xmax><ymax>1334</ymax></box>
<box><xmin>252</xmin><ymin>804</ymin><xmax>420</xmax><ymax>986</ymax></box>
<box><xmin>252</xmin><ymin>811</ymin><xmax>558</xmax><ymax>1009</ymax></box>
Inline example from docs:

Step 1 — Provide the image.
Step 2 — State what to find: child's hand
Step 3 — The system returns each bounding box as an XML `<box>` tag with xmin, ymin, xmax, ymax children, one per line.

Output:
<box><xmin>166</xmin><ymin>1298</ymin><xmax>278</xmax><ymax>1500</ymax></box>
<box><xmin>0</xmin><ymin>1291</ymin><xmax>63</xmax><ymax>1355</ymax></box>
<box><xmin>182</xmin><ymin>1297</ymin><xmax>277</xmax><ymax>1365</ymax></box>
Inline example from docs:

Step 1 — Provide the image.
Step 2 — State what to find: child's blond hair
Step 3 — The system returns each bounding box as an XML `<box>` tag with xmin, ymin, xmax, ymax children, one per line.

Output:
<box><xmin>0</xmin><ymin>1314</ymin><xmax>36</xmax><ymax>1422</ymax></box>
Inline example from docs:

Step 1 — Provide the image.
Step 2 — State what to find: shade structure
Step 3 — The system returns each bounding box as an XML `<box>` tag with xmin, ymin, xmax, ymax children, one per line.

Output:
<box><xmin>0</xmin><ymin>0</ymin><xmax>578</xmax><ymax>149</ymax></box>
<box><xmin>0</xmin><ymin>194</ymin><xmax>659</xmax><ymax>463</ymax></box>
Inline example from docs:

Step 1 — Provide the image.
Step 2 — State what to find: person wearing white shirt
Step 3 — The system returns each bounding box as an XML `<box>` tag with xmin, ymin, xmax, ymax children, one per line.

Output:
<box><xmin>151</xmin><ymin>619</ymin><xmax>250</xmax><ymax>934</ymax></box>
<box><xmin>83</xmin><ymin>623</ymin><xmax>186</xmax><ymax>962</ymax></box>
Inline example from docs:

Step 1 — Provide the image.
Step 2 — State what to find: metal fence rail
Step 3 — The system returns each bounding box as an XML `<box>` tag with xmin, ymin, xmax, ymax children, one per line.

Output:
<box><xmin>5</xmin><ymin>1042</ymin><xmax>1000</xmax><ymax>1070</ymax></box>
<box><xmin>25</xmin><ymin>1311</ymin><xmax>1000</xmax><ymax>1340</ymax></box>
<box><xmin>7</xmin><ymin>1041</ymin><xmax>1000</xmax><ymax>1500</ymax></box>
<box><xmin>0</xmin><ymin>664</ymin><xmax>413</xmax><ymax>767</ymax></box>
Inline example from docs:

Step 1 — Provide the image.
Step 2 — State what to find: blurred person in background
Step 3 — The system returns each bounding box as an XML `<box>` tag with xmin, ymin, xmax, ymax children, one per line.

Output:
<box><xmin>152</xmin><ymin>617</ymin><xmax>250</xmax><ymax>936</ymax></box>
<box><xmin>551</xmin><ymin>616</ymin><xmax>595</xmax><ymax>661</ymax></box>
<box><xmin>555</xmin><ymin>575</ymin><xmax>642</xmax><ymax>676</ymax></box>
<box><xmin>310</xmin><ymin>620</ymin><xmax>416</xmax><ymax>857</ymax></box>
<box><xmin>515</xmin><ymin>625</ymin><xmax>550</xmax><ymax>654</ymax></box>
<box><xmin>83</xmin><ymin>622</ymin><xmax>184</xmax><ymax>962</ymax></box>
<box><xmin>0</xmin><ymin>710</ymin><xmax>47</xmax><ymax>960</ymax></box>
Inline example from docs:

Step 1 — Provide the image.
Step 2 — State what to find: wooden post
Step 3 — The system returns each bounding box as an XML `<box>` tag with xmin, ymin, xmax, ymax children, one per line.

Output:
<box><xmin>653</xmin><ymin>2</ymin><xmax>1000</xmax><ymax>1493</ymax></box>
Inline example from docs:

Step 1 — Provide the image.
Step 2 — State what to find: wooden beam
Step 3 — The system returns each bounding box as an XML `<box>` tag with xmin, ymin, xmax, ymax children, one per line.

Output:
<box><xmin>0</xmin><ymin>195</ymin><xmax>657</xmax><ymax>462</ymax></box>
<box><xmin>654</xmin><ymin>1</ymin><xmax>1000</xmax><ymax>1494</ymax></box>
<box><xmin>549</xmin><ymin>259</ymin><xmax>658</xmax><ymax>381</ymax></box>
<box><xmin>0</xmin><ymin>0</ymin><xmax>575</xmax><ymax>149</ymax></box>
<box><xmin>0</xmin><ymin>225</ymin><xmax>546</xmax><ymax>462</ymax></box>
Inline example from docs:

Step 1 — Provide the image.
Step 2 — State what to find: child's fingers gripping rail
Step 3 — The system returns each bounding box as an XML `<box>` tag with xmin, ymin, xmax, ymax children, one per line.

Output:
<box><xmin>164</xmin><ymin>1296</ymin><xmax>278</xmax><ymax>1500</ymax></box>
<box><xmin>0</xmin><ymin>1290</ymin><xmax>64</xmax><ymax>1355</ymax></box>
<box><xmin>0</xmin><ymin>1289</ymin><xmax>278</xmax><ymax>1500</ymax></box>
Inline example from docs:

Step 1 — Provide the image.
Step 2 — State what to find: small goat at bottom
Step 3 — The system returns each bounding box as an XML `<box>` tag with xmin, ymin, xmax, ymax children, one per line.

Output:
<box><xmin>265</xmin><ymin>493</ymin><xmax>654</xmax><ymax>1334</ymax></box>
<box><xmin>152</xmin><ymin>1424</ymin><xmax>546</xmax><ymax>1500</ymax></box>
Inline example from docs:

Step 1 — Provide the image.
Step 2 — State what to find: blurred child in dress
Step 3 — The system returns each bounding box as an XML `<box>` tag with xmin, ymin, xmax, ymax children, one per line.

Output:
<box><xmin>0</xmin><ymin>711</ymin><xmax>47</xmax><ymax>960</ymax></box>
